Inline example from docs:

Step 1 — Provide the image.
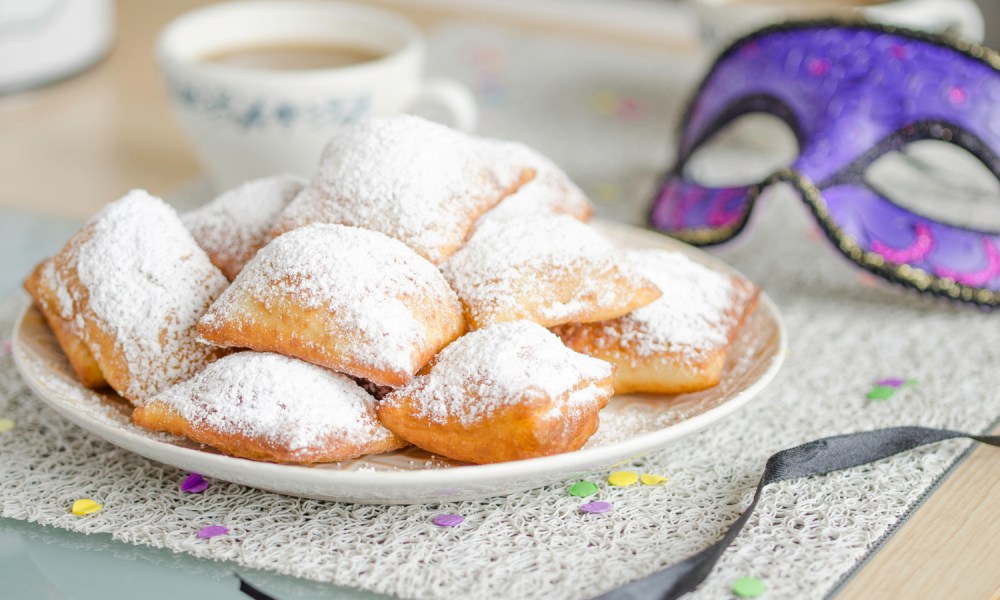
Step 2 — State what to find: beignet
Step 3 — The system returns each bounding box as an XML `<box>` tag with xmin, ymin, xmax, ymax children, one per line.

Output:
<box><xmin>378</xmin><ymin>321</ymin><xmax>615</xmax><ymax>464</ymax></box>
<box><xmin>271</xmin><ymin>115</ymin><xmax>533</xmax><ymax>264</ymax></box>
<box><xmin>132</xmin><ymin>352</ymin><xmax>406</xmax><ymax>463</ymax></box>
<box><xmin>442</xmin><ymin>215</ymin><xmax>661</xmax><ymax>329</ymax></box>
<box><xmin>33</xmin><ymin>190</ymin><xmax>229</xmax><ymax>403</ymax></box>
<box><xmin>183</xmin><ymin>174</ymin><xmax>305</xmax><ymax>280</ymax></box>
<box><xmin>197</xmin><ymin>223</ymin><xmax>466</xmax><ymax>387</ymax></box>
<box><xmin>553</xmin><ymin>250</ymin><xmax>759</xmax><ymax>394</ymax></box>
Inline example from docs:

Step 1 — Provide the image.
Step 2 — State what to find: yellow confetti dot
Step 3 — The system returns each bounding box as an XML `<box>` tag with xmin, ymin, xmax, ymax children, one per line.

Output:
<box><xmin>640</xmin><ymin>474</ymin><xmax>669</xmax><ymax>486</ymax></box>
<box><xmin>593</xmin><ymin>183</ymin><xmax>620</xmax><ymax>203</ymax></box>
<box><xmin>0</xmin><ymin>418</ymin><xmax>14</xmax><ymax>433</ymax></box>
<box><xmin>592</xmin><ymin>89</ymin><xmax>618</xmax><ymax>115</ymax></box>
<box><xmin>607</xmin><ymin>471</ymin><xmax>638</xmax><ymax>486</ymax></box>
<box><xmin>71</xmin><ymin>498</ymin><xmax>103</xmax><ymax>516</ymax></box>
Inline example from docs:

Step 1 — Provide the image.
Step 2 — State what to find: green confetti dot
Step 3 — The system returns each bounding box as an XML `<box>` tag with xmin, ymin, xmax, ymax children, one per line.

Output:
<box><xmin>904</xmin><ymin>378</ymin><xmax>918</xmax><ymax>388</ymax></box>
<box><xmin>732</xmin><ymin>576</ymin><xmax>766</xmax><ymax>598</ymax></box>
<box><xmin>594</xmin><ymin>183</ymin><xmax>620</xmax><ymax>203</ymax></box>
<box><xmin>568</xmin><ymin>481</ymin><xmax>599</xmax><ymax>498</ymax></box>
<box><xmin>866</xmin><ymin>385</ymin><xmax>895</xmax><ymax>400</ymax></box>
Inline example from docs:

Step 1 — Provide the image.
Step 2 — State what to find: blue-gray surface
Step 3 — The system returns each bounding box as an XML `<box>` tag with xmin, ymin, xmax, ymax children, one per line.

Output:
<box><xmin>0</xmin><ymin>209</ymin><xmax>382</xmax><ymax>600</ymax></box>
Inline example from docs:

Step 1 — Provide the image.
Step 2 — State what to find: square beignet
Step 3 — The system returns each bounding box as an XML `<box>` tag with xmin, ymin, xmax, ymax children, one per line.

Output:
<box><xmin>377</xmin><ymin>321</ymin><xmax>615</xmax><ymax>464</ymax></box>
<box><xmin>270</xmin><ymin>115</ymin><xmax>534</xmax><ymax>264</ymax></box>
<box><xmin>441</xmin><ymin>215</ymin><xmax>662</xmax><ymax>330</ymax></box>
<box><xmin>197</xmin><ymin>223</ymin><xmax>467</xmax><ymax>387</ymax></box>
<box><xmin>553</xmin><ymin>250</ymin><xmax>759</xmax><ymax>395</ymax></box>
<box><xmin>182</xmin><ymin>174</ymin><xmax>305</xmax><ymax>280</ymax></box>
<box><xmin>32</xmin><ymin>190</ymin><xmax>230</xmax><ymax>403</ymax></box>
<box><xmin>132</xmin><ymin>352</ymin><xmax>406</xmax><ymax>464</ymax></box>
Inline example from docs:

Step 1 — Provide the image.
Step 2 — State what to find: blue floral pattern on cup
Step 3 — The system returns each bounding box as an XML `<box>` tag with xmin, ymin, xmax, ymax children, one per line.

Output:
<box><xmin>165</xmin><ymin>77</ymin><xmax>373</xmax><ymax>130</ymax></box>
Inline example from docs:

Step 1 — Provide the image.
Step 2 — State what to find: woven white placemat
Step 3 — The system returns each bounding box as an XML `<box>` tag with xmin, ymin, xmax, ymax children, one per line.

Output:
<box><xmin>3</xmin><ymin>22</ymin><xmax>1000</xmax><ymax>600</ymax></box>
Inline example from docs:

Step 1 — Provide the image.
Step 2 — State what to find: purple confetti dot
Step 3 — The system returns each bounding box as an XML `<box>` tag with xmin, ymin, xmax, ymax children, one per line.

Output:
<box><xmin>580</xmin><ymin>501</ymin><xmax>613</xmax><ymax>514</ymax></box>
<box><xmin>181</xmin><ymin>473</ymin><xmax>209</xmax><ymax>493</ymax></box>
<box><xmin>432</xmin><ymin>513</ymin><xmax>464</xmax><ymax>527</ymax></box>
<box><xmin>877</xmin><ymin>378</ymin><xmax>905</xmax><ymax>388</ymax></box>
<box><xmin>197</xmin><ymin>525</ymin><xmax>228</xmax><ymax>539</ymax></box>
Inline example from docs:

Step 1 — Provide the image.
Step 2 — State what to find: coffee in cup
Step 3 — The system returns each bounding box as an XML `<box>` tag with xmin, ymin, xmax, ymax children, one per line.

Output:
<box><xmin>158</xmin><ymin>1</ymin><xmax>477</xmax><ymax>190</ymax></box>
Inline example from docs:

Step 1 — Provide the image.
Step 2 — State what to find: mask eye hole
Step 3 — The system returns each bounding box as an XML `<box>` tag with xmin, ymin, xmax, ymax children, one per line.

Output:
<box><xmin>865</xmin><ymin>140</ymin><xmax>1000</xmax><ymax>230</ymax></box>
<box><xmin>682</xmin><ymin>113</ymin><xmax>798</xmax><ymax>187</ymax></box>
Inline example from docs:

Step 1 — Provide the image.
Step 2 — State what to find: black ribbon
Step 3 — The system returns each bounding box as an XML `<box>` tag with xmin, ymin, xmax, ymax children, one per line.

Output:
<box><xmin>238</xmin><ymin>575</ymin><xmax>278</xmax><ymax>600</ymax></box>
<box><xmin>596</xmin><ymin>426</ymin><xmax>1000</xmax><ymax>600</ymax></box>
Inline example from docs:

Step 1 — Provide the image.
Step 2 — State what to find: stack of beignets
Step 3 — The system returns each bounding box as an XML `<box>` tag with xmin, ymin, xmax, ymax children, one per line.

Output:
<box><xmin>25</xmin><ymin>115</ymin><xmax>760</xmax><ymax>466</ymax></box>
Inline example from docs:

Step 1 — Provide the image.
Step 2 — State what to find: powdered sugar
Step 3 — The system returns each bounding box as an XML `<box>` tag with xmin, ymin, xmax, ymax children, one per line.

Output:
<box><xmin>442</xmin><ymin>215</ymin><xmax>650</xmax><ymax>326</ymax></box>
<box><xmin>182</xmin><ymin>175</ymin><xmax>305</xmax><ymax>279</ymax></box>
<box><xmin>200</xmin><ymin>223</ymin><xmax>462</xmax><ymax>375</ymax></box>
<box><xmin>147</xmin><ymin>352</ymin><xmax>390</xmax><ymax>454</ymax></box>
<box><xmin>385</xmin><ymin>321</ymin><xmax>612</xmax><ymax>426</ymax></box>
<box><xmin>44</xmin><ymin>190</ymin><xmax>228</xmax><ymax>401</ymax></box>
<box><xmin>43</xmin><ymin>260</ymin><xmax>74</xmax><ymax>318</ymax></box>
<box><xmin>477</xmin><ymin>142</ymin><xmax>593</xmax><ymax>225</ymax></box>
<box><xmin>613</xmin><ymin>250</ymin><xmax>752</xmax><ymax>362</ymax></box>
<box><xmin>273</xmin><ymin>115</ymin><xmax>526</xmax><ymax>263</ymax></box>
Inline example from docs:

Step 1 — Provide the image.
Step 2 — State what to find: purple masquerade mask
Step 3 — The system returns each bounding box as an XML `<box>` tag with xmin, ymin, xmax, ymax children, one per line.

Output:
<box><xmin>650</xmin><ymin>21</ymin><xmax>1000</xmax><ymax>307</ymax></box>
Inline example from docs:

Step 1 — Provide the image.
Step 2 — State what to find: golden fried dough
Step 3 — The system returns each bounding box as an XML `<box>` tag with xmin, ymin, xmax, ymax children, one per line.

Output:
<box><xmin>554</xmin><ymin>250</ymin><xmax>759</xmax><ymax>394</ymax></box>
<box><xmin>133</xmin><ymin>352</ymin><xmax>406</xmax><ymax>463</ymax></box>
<box><xmin>24</xmin><ymin>261</ymin><xmax>107</xmax><ymax>389</ymax></box>
<box><xmin>198</xmin><ymin>223</ymin><xmax>466</xmax><ymax>387</ymax></box>
<box><xmin>442</xmin><ymin>215</ymin><xmax>661</xmax><ymax>330</ymax></box>
<box><xmin>378</xmin><ymin>321</ymin><xmax>615</xmax><ymax>464</ymax></box>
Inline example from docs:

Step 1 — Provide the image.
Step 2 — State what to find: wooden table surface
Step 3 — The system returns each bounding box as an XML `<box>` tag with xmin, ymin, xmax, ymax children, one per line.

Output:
<box><xmin>1</xmin><ymin>1</ymin><xmax>998</xmax><ymax>598</ymax></box>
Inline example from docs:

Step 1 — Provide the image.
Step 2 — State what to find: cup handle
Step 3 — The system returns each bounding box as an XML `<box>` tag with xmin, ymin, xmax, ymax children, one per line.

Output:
<box><xmin>413</xmin><ymin>78</ymin><xmax>478</xmax><ymax>133</ymax></box>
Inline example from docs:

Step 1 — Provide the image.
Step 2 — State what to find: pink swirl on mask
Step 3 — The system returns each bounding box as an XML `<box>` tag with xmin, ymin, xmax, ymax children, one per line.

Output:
<box><xmin>936</xmin><ymin>237</ymin><xmax>1000</xmax><ymax>287</ymax></box>
<box><xmin>871</xmin><ymin>222</ymin><xmax>933</xmax><ymax>263</ymax></box>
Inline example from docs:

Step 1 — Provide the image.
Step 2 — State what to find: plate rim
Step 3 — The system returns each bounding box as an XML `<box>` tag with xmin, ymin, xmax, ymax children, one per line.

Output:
<box><xmin>11</xmin><ymin>223</ymin><xmax>786</xmax><ymax>496</ymax></box>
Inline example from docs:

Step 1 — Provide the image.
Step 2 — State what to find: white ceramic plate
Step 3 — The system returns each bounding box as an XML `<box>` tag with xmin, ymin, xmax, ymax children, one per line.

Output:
<box><xmin>12</xmin><ymin>221</ymin><xmax>785</xmax><ymax>505</ymax></box>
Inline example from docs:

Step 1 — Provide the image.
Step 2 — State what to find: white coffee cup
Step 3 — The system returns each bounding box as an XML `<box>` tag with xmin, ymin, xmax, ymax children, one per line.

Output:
<box><xmin>690</xmin><ymin>0</ymin><xmax>985</xmax><ymax>51</ymax></box>
<box><xmin>157</xmin><ymin>1</ymin><xmax>477</xmax><ymax>190</ymax></box>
